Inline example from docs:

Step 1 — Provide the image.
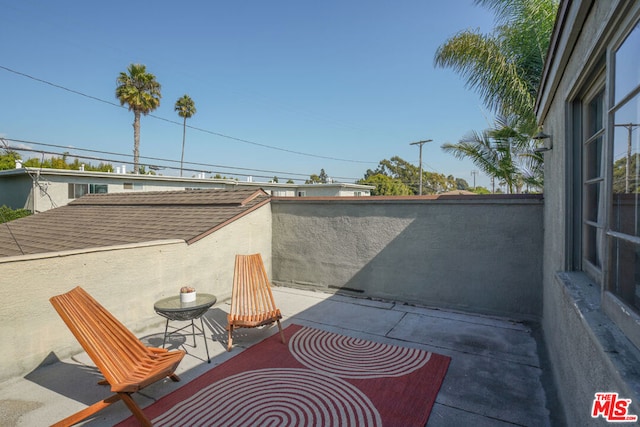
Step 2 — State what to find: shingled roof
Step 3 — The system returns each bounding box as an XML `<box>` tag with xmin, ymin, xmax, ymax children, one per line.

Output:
<box><xmin>0</xmin><ymin>188</ymin><xmax>270</xmax><ymax>258</ymax></box>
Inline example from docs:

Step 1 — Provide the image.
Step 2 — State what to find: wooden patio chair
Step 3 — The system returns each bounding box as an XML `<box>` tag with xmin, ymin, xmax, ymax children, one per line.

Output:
<box><xmin>49</xmin><ymin>286</ymin><xmax>185</xmax><ymax>427</ymax></box>
<box><xmin>227</xmin><ymin>253</ymin><xmax>285</xmax><ymax>351</ymax></box>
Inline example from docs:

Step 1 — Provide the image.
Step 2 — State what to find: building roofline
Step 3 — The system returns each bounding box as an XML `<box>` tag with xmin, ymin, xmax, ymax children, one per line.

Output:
<box><xmin>237</xmin><ymin>181</ymin><xmax>374</xmax><ymax>190</ymax></box>
<box><xmin>0</xmin><ymin>167</ymin><xmax>374</xmax><ymax>189</ymax></box>
<box><xmin>535</xmin><ymin>0</ymin><xmax>572</xmax><ymax>119</ymax></box>
<box><xmin>0</xmin><ymin>167</ymin><xmax>236</xmax><ymax>184</ymax></box>
<box><xmin>187</xmin><ymin>196</ymin><xmax>272</xmax><ymax>245</ymax></box>
<box><xmin>272</xmin><ymin>193</ymin><xmax>543</xmax><ymax>204</ymax></box>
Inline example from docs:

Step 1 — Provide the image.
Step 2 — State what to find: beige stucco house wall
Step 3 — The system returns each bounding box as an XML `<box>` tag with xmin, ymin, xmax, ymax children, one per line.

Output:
<box><xmin>0</xmin><ymin>204</ymin><xmax>271</xmax><ymax>381</ymax></box>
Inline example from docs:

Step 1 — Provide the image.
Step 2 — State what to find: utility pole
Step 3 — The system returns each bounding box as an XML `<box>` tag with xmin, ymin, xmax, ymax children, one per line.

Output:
<box><xmin>410</xmin><ymin>139</ymin><xmax>432</xmax><ymax>195</ymax></box>
<box><xmin>471</xmin><ymin>170</ymin><xmax>478</xmax><ymax>189</ymax></box>
<box><xmin>614</xmin><ymin>123</ymin><xmax>639</xmax><ymax>193</ymax></box>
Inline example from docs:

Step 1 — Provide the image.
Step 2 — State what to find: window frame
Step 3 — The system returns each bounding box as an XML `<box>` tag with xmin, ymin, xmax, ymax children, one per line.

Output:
<box><xmin>68</xmin><ymin>183</ymin><xmax>109</xmax><ymax>199</ymax></box>
<box><xmin>568</xmin><ymin>11</ymin><xmax>640</xmax><ymax>350</ymax></box>
<box><xmin>601</xmin><ymin>16</ymin><xmax>640</xmax><ymax>348</ymax></box>
<box><xmin>581</xmin><ymin>79</ymin><xmax>606</xmax><ymax>284</ymax></box>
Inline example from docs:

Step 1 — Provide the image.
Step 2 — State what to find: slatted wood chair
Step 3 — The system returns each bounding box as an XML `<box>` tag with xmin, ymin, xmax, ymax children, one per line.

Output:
<box><xmin>49</xmin><ymin>286</ymin><xmax>185</xmax><ymax>427</ymax></box>
<box><xmin>227</xmin><ymin>253</ymin><xmax>285</xmax><ymax>351</ymax></box>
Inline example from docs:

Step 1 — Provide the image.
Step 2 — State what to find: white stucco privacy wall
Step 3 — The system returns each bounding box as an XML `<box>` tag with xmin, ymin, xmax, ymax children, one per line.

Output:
<box><xmin>0</xmin><ymin>204</ymin><xmax>271</xmax><ymax>382</ymax></box>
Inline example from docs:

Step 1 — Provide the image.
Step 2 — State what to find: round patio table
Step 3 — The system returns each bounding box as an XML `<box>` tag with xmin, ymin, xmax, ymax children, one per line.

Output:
<box><xmin>154</xmin><ymin>293</ymin><xmax>217</xmax><ymax>363</ymax></box>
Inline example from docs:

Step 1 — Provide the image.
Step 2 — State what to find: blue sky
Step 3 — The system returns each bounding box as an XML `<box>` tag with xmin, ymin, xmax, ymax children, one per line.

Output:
<box><xmin>1</xmin><ymin>0</ymin><xmax>497</xmax><ymax>188</ymax></box>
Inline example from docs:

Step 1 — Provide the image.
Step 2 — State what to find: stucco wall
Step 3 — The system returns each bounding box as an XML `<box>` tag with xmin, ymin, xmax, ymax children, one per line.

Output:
<box><xmin>0</xmin><ymin>173</ymin><xmax>32</xmax><ymax>210</ymax></box>
<box><xmin>271</xmin><ymin>196</ymin><xmax>543</xmax><ymax>319</ymax></box>
<box><xmin>0</xmin><ymin>204</ymin><xmax>271</xmax><ymax>381</ymax></box>
<box><xmin>537</xmin><ymin>1</ymin><xmax>640</xmax><ymax>424</ymax></box>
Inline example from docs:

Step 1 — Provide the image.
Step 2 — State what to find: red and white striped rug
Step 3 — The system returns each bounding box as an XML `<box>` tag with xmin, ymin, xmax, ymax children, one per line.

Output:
<box><xmin>117</xmin><ymin>324</ymin><xmax>450</xmax><ymax>426</ymax></box>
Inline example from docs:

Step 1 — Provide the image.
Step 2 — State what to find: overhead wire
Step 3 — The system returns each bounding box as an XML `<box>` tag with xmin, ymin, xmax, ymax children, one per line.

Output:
<box><xmin>2</xmin><ymin>138</ymin><xmax>362</xmax><ymax>182</ymax></box>
<box><xmin>0</xmin><ymin>64</ymin><xmax>377</xmax><ymax>165</ymax></box>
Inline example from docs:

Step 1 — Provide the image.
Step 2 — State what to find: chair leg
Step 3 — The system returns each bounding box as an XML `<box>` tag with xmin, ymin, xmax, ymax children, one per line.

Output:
<box><xmin>277</xmin><ymin>319</ymin><xmax>285</xmax><ymax>344</ymax></box>
<box><xmin>227</xmin><ymin>325</ymin><xmax>233</xmax><ymax>351</ymax></box>
<box><xmin>51</xmin><ymin>394</ymin><xmax>121</xmax><ymax>427</ymax></box>
<box><xmin>119</xmin><ymin>392</ymin><xmax>152</xmax><ymax>427</ymax></box>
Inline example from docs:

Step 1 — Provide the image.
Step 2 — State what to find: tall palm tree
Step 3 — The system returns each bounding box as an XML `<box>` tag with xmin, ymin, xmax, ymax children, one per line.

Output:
<box><xmin>434</xmin><ymin>0</ymin><xmax>558</xmax><ymax>191</ymax></box>
<box><xmin>174</xmin><ymin>95</ymin><xmax>197</xmax><ymax>177</ymax></box>
<box><xmin>115</xmin><ymin>64</ymin><xmax>162</xmax><ymax>172</ymax></box>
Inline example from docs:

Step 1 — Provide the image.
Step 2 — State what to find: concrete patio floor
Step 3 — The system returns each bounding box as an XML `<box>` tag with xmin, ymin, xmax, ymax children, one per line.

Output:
<box><xmin>1</xmin><ymin>286</ymin><xmax>559</xmax><ymax>426</ymax></box>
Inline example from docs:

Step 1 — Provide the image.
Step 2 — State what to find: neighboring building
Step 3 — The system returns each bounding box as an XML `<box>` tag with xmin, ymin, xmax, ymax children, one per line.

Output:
<box><xmin>0</xmin><ymin>188</ymin><xmax>274</xmax><ymax>380</ymax></box>
<box><xmin>536</xmin><ymin>0</ymin><xmax>640</xmax><ymax>424</ymax></box>
<box><xmin>0</xmin><ymin>188</ymin><xmax>270</xmax><ymax>258</ymax></box>
<box><xmin>0</xmin><ymin>166</ymin><xmax>372</xmax><ymax>212</ymax></box>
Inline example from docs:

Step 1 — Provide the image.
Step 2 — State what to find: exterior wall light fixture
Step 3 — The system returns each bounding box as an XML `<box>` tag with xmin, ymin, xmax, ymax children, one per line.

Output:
<box><xmin>533</xmin><ymin>129</ymin><xmax>552</xmax><ymax>153</ymax></box>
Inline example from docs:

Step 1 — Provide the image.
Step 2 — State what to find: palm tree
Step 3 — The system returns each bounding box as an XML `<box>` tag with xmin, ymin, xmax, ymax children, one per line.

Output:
<box><xmin>115</xmin><ymin>64</ymin><xmax>162</xmax><ymax>172</ymax></box>
<box><xmin>434</xmin><ymin>0</ymin><xmax>558</xmax><ymax>191</ymax></box>
<box><xmin>442</xmin><ymin>116</ymin><xmax>544</xmax><ymax>193</ymax></box>
<box><xmin>174</xmin><ymin>95</ymin><xmax>197</xmax><ymax>177</ymax></box>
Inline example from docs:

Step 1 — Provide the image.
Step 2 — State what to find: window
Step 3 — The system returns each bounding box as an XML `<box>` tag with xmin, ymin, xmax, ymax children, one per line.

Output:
<box><xmin>90</xmin><ymin>184</ymin><xmax>108</xmax><ymax>194</ymax></box>
<box><xmin>572</xmin><ymin>18</ymin><xmax>640</xmax><ymax>348</ymax></box>
<box><xmin>68</xmin><ymin>183</ymin><xmax>108</xmax><ymax>198</ymax></box>
<box><xmin>609</xmin><ymin>22</ymin><xmax>640</xmax><ymax>315</ymax></box>
<box><xmin>123</xmin><ymin>182</ymin><xmax>143</xmax><ymax>190</ymax></box>
<box><xmin>582</xmin><ymin>86</ymin><xmax>605</xmax><ymax>282</ymax></box>
<box><xmin>297</xmin><ymin>191</ymin><xmax>306</xmax><ymax>197</ymax></box>
<box><xmin>571</xmin><ymin>18</ymin><xmax>640</xmax><ymax>349</ymax></box>
<box><xmin>69</xmin><ymin>183</ymin><xmax>88</xmax><ymax>199</ymax></box>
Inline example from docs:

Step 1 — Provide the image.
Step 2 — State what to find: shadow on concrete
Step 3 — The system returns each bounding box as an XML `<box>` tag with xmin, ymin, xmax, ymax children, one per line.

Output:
<box><xmin>24</xmin><ymin>352</ymin><xmax>105</xmax><ymax>406</ymax></box>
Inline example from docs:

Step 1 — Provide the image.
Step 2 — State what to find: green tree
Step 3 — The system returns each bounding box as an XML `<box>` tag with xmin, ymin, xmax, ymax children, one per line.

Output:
<box><xmin>471</xmin><ymin>186</ymin><xmax>491</xmax><ymax>194</ymax></box>
<box><xmin>434</xmin><ymin>0</ymin><xmax>557</xmax><ymax>191</ymax></box>
<box><xmin>175</xmin><ymin>94</ymin><xmax>197</xmax><ymax>177</ymax></box>
<box><xmin>0</xmin><ymin>205</ymin><xmax>31</xmax><ymax>223</ymax></box>
<box><xmin>455</xmin><ymin>178</ymin><xmax>470</xmax><ymax>190</ymax></box>
<box><xmin>306</xmin><ymin>169</ymin><xmax>329</xmax><ymax>184</ymax></box>
<box><xmin>0</xmin><ymin>150</ymin><xmax>20</xmax><ymax>170</ymax></box>
<box><xmin>22</xmin><ymin>155</ymin><xmax>114</xmax><ymax>172</ymax></box>
<box><xmin>613</xmin><ymin>154</ymin><xmax>640</xmax><ymax>194</ymax></box>
<box><xmin>358</xmin><ymin>173</ymin><xmax>413</xmax><ymax>196</ymax></box>
<box><xmin>365</xmin><ymin>156</ymin><xmax>456</xmax><ymax>195</ymax></box>
<box><xmin>442</xmin><ymin>116</ymin><xmax>544</xmax><ymax>193</ymax></box>
<box><xmin>116</xmin><ymin>64</ymin><xmax>162</xmax><ymax>172</ymax></box>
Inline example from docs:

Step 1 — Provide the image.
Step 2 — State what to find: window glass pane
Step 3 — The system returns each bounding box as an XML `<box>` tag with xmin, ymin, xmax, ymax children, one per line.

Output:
<box><xmin>586</xmin><ymin>136</ymin><xmax>603</xmax><ymax>180</ymax></box>
<box><xmin>584</xmin><ymin>224</ymin><xmax>601</xmax><ymax>268</ymax></box>
<box><xmin>611</xmin><ymin>238</ymin><xmax>640</xmax><ymax>314</ymax></box>
<box><xmin>588</xmin><ymin>92</ymin><xmax>604</xmax><ymax>137</ymax></box>
<box><xmin>612</xmin><ymin>95</ymin><xmax>640</xmax><ymax>236</ymax></box>
<box><xmin>585</xmin><ymin>182</ymin><xmax>601</xmax><ymax>223</ymax></box>
<box><xmin>615</xmin><ymin>23</ymin><xmax>640</xmax><ymax>104</ymax></box>
<box><xmin>89</xmin><ymin>184</ymin><xmax>108</xmax><ymax>194</ymax></box>
<box><xmin>74</xmin><ymin>184</ymin><xmax>88</xmax><ymax>199</ymax></box>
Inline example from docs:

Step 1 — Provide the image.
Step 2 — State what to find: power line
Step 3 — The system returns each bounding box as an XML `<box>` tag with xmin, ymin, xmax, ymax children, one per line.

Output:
<box><xmin>2</xmin><ymin>138</ymin><xmax>363</xmax><ymax>182</ymax></box>
<box><xmin>0</xmin><ymin>64</ymin><xmax>377</xmax><ymax>165</ymax></box>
